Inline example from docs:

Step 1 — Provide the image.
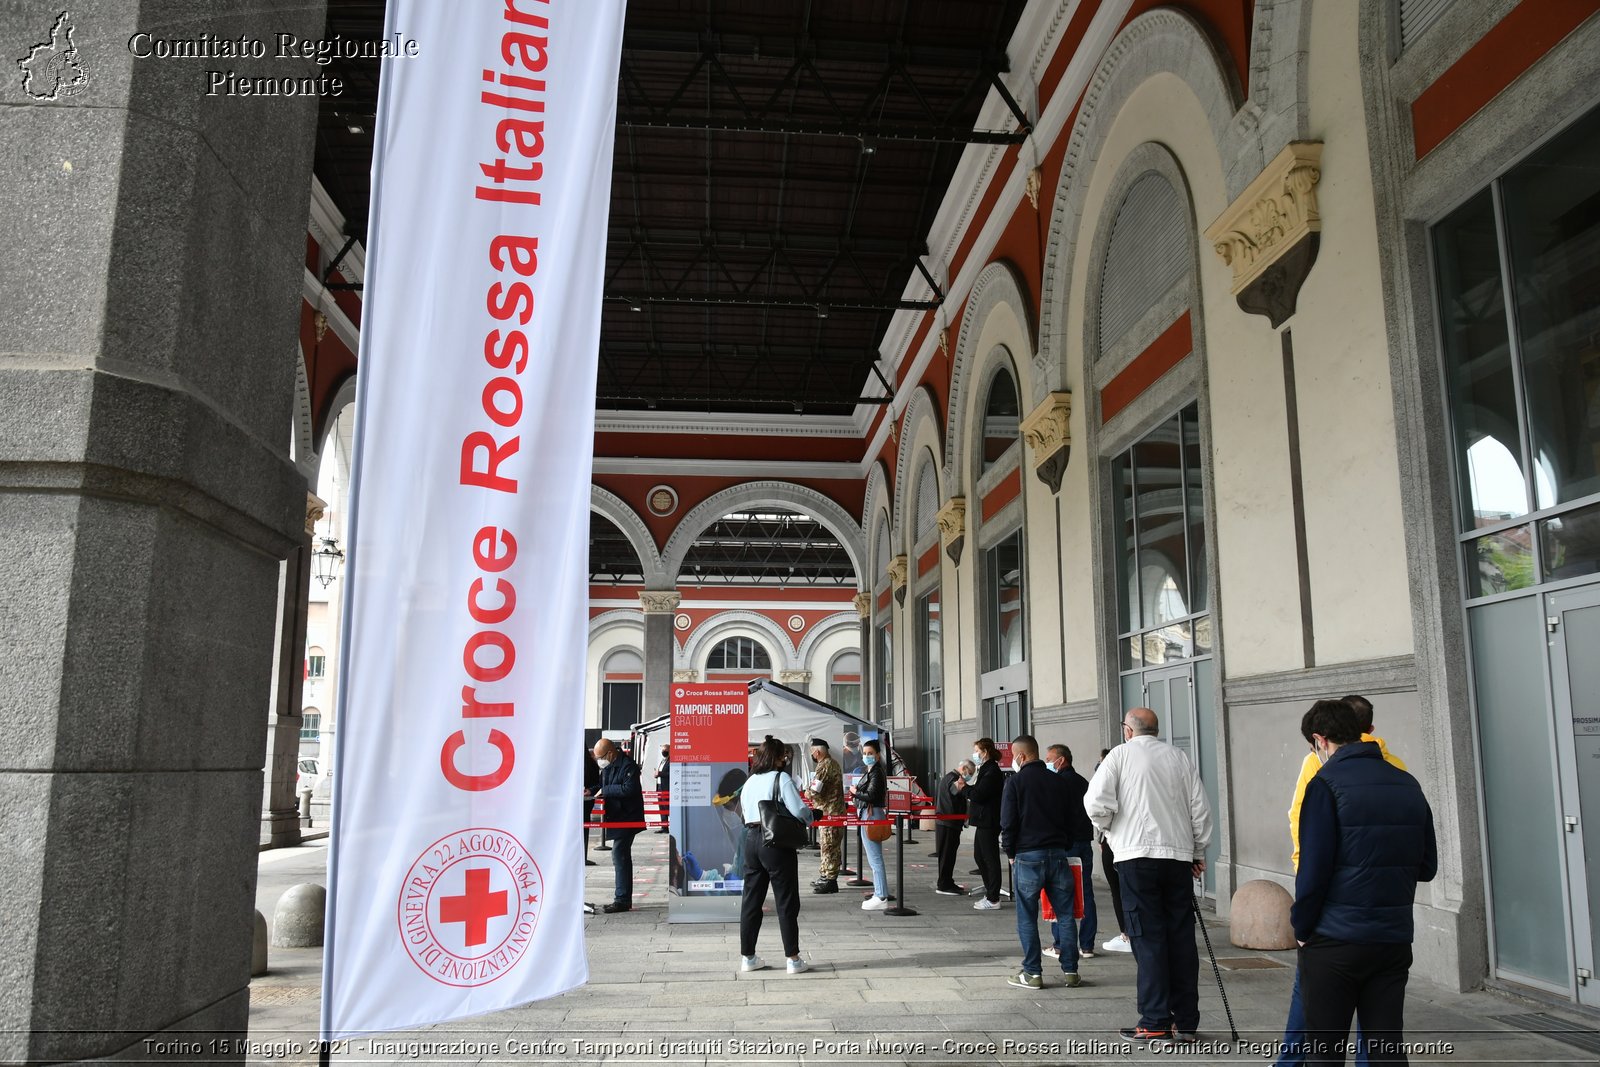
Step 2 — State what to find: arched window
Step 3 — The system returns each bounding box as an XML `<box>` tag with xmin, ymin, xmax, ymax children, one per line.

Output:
<box><xmin>300</xmin><ymin>707</ymin><xmax>321</xmax><ymax>742</ymax></box>
<box><xmin>707</xmin><ymin>636</ymin><xmax>771</xmax><ymax>671</ymax></box>
<box><xmin>1098</xmin><ymin>172</ymin><xmax>1188</xmax><ymax>359</ymax></box>
<box><xmin>874</xmin><ymin>518</ymin><xmax>892</xmax><ymax>579</ymax></box>
<box><xmin>828</xmin><ymin>651</ymin><xmax>861</xmax><ymax>718</ymax></box>
<box><xmin>306</xmin><ymin>645</ymin><xmax>326</xmax><ymax>680</ymax></box>
<box><xmin>601</xmin><ymin>647</ymin><xmax>644</xmax><ymax>731</ymax></box>
<box><xmin>980</xmin><ymin>366</ymin><xmax>1020</xmax><ymax>472</ymax></box>
<box><xmin>914</xmin><ymin>454</ymin><xmax>940</xmax><ymax>541</ymax></box>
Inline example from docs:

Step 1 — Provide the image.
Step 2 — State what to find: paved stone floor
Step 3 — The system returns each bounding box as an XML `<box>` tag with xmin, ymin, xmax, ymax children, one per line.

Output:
<box><xmin>248</xmin><ymin>832</ymin><xmax>1598</xmax><ymax>1066</ymax></box>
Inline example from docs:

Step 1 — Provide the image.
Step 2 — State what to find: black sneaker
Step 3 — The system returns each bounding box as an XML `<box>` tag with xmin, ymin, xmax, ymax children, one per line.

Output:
<box><xmin>601</xmin><ymin>901</ymin><xmax>631</xmax><ymax>914</ymax></box>
<box><xmin>934</xmin><ymin>884</ymin><xmax>966</xmax><ymax>896</ymax></box>
<box><xmin>811</xmin><ymin>879</ymin><xmax>838</xmax><ymax>894</ymax></box>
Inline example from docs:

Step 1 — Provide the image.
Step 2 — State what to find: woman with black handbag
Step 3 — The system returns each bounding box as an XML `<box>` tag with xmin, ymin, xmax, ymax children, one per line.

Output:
<box><xmin>739</xmin><ymin>736</ymin><xmax>813</xmax><ymax>974</ymax></box>
<box><xmin>853</xmin><ymin>738</ymin><xmax>891</xmax><ymax>910</ymax></box>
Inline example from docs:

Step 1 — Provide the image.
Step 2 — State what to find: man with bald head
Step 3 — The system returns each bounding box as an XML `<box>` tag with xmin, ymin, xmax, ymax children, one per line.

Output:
<box><xmin>1085</xmin><ymin>707</ymin><xmax>1213</xmax><ymax>1046</ymax></box>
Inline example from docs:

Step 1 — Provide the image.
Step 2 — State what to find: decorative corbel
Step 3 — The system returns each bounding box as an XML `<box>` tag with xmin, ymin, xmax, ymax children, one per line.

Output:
<box><xmin>1020</xmin><ymin>392</ymin><xmax>1073</xmax><ymax>494</ymax></box>
<box><xmin>853</xmin><ymin>591</ymin><xmax>872</xmax><ymax>619</ymax></box>
<box><xmin>887</xmin><ymin>554</ymin><xmax>909</xmax><ymax>606</ymax></box>
<box><xmin>937</xmin><ymin>497</ymin><xmax>967</xmax><ymax>565</ymax></box>
<box><xmin>305</xmin><ymin>492</ymin><xmax>328</xmax><ymax>537</ymax></box>
<box><xmin>1204</xmin><ymin>141</ymin><xmax>1323</xmax><ymax>329</ymax></box>
<box><xmin>638</xmin><ymin>590</ymin><xmax>682</xmax><ymax>614</ymax></box>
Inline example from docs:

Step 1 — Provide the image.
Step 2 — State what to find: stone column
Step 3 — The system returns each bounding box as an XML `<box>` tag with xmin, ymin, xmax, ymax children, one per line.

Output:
<box><xmin>854</xmin><ymin>592</ymin><xmax>873</xmax><ymax>715</ymax></box>
<box><xmin>0</xmin><ymin>4</ymin><xmax>324</xmax><ymax>1060</ymax></box>
<box><xmin>639</xmin><ymin>592</ymin><xmax>681</xmax><ymax>723</ymax></box>
<box><xmin>263</xmin><ymin>494</ymin><xmax>325</xmax><ymax>846</ymax></box>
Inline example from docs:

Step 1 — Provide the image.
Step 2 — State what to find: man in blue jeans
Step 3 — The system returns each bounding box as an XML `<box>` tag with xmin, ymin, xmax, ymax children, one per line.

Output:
<box><xmin>1085</xmin><ymin>707</ymin><xmax>1212</xmax><ymax>1045</ymax></box>
<box><xmin>1043</xmin><ymin>744</ymin><xmax>1097</xmax><ymax>961</ymax></box>
<box><xmin>999</xmin><ymin>734</ymin><xmax>1085</xmax><ymax>990</ymax></box>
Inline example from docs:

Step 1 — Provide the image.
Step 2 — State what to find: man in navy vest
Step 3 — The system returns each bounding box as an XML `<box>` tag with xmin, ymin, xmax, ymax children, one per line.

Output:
<box><xmin>1292</xmin><ymin>700</ymin><xmax>1437</xmax><ymax>1065</ymax></box>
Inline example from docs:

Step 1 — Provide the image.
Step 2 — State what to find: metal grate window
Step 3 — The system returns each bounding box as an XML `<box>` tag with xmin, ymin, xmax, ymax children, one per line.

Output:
<box><xmin>1399</xmin><ymin>0</ymin><xmax>1454</xmax><ymax>49</ymax></box>
<box><xmin>1098</xmin><ymin>172</ymin><xmax>1188</xmax><ymax>357</ymax></box>
<box><xmin>914</xmin><ymin>457</ymin><xmax>940</xmax><ymax>540</ymax></box>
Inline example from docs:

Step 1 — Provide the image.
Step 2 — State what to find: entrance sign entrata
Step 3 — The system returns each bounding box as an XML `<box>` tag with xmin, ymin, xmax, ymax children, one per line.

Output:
<box><xmin>321</xmin><ymin>0</ymin><xmax>625</xmax><ymax>1040</ymax></box>
<box><xmin>667</xmin><ymin>683</ymin><xmax>749</xmax><ymax>922</ymax></box>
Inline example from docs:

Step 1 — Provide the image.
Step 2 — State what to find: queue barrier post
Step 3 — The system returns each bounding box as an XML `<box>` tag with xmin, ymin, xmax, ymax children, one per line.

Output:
<box><xmin>884</xmin><ymin>813</ymin><xmax>918</xmax><ymax>916</ymax></box>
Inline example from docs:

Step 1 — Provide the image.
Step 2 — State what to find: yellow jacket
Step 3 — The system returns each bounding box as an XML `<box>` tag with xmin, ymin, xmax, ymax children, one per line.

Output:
<box><xmin>1288</xmin><ymin>733</ymin><xmax>1406</xmax><ymax>870</ymax></box>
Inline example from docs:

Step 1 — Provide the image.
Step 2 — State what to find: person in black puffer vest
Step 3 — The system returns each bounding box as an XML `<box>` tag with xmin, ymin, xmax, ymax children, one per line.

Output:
<box><xmin>966</xmin><ymin>737</ymin><xmax>1005</xmax><ymax>909</ymax></box>
<box><xmin>1292</xmin><ymin>699</ymin><xmax>1436</xmax><ymax>1066</ymax></box>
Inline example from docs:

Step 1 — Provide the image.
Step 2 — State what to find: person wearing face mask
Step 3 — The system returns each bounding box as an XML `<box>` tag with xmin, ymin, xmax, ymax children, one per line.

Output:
<box><xmin>966</xmin><ymin>737</ymin><xmax>1005</xmax><ymax>910</ymax></box>
<box><xmin>933</xmin><ymin>759</ymin><xmax>974</xmax><ymax>895</ymax></box>
<box><xmin>1292</xmin><ymin>700</ymin><xmax>1435</xmax><ymax>1066</ymax></box>
<box><xmin>852</xmin><ymin>738</ymin><xmax>891</xmax><ymax>909</ymax></box>
<box><xmin>1040</xmin><ymin>744</ymin><xmax>1097</xmax><ymax>963</ymax></box>
<box><xmin>590</xmin><ymin>738</ymin><xmax>645</xmax><ymax>914</ymax></box>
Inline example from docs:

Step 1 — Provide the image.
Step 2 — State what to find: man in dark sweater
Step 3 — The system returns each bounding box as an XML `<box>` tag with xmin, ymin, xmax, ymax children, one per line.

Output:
<box><xmin>999</xmin><ymin>734</ymin><xmax>1085</xmax><ymax>990</ymax></box>
<box><xmin>1043</xmin><ymin>744</ymin><xmax>1097</xmax><ymax>961</ymax></box>
<box><xmin>1292</xmin><ymin>700</ymin><xmax>1436</xmax><ymax>1065</ymax></box>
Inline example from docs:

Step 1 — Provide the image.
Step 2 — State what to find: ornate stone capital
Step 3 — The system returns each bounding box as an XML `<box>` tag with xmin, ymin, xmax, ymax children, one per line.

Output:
<box><xmin>778</xmin><ymin>669</ymin><xmax>813</xmax><ymax>685</ymax></box>
<box><xmin>305</xmin><ymin>492</ymin><xmax>327</xmax><ymax>536</ymax></box>
<box><xmin>638</xmin><ymin>590</ymin><xmax>682</xmax><ymax>614</ymax></box>
<box><xmin>853</xmin><ymin>592</ymin><xmax>872</xmax><ymax>619</ymax></box>
<box><xmin>672</xmin><ymin>669</ymin><xmax>699</xmax><ymax>682</ymax></box>
<box><xmin>1204</xmin><ymin>141</ymin><xmax>1323</xmax><ymax>328</ymax></box>
<box><xmin>1020</xmin><ymin>392</ymin><xmax>1073</xmax><ymax>494</ymax></box>
<box><xmin>936</xmin><ymin>497</ymin><xmax>967</xmax><ymax>565</ymax></box>
<box><xmin>887</xmin><ymin>554</ymin><xmax>909</xmax><ymax>606</ymax></box>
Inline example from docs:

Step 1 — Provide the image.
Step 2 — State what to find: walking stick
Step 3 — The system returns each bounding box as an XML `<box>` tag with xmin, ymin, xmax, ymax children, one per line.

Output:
<box><xmin>1193</xmin><ymin>893</ymin><xmax>1240</xmax><ymax>1042</ymax></box>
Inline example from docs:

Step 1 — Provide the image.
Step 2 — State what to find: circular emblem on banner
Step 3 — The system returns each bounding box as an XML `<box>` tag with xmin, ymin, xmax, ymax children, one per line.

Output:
<box><xmin>673</xmin><ymin>612</ymin><xmax>692</xmax><ymax>631</ymax></box>
<box><xmin>397</xmin><ymin>828</ymin><xmax>543</xmax><ymax>987</ymax></box>
<box><xmin>787</xmin><ymin>614</ymin><xmax>805</xmax><ymax>632</ymax></box>
<box><xmin>646</xmin><ymin>485</ymin><xmax>678</xmax><ymax>517</ymax></box>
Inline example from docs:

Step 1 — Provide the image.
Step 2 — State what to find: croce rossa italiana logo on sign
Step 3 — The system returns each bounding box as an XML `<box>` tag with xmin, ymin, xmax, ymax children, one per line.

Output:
<box><xmin>398</xmin><ymin>828</ymin><xmax>544</xmax><ymax>987</ymax></box>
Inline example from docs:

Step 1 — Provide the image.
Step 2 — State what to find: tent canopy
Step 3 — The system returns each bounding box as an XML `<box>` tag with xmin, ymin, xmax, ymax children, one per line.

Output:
<box><xmin>630</xmin><ymin>679</ymin><xmax>890</xmax><ymax>786</ymax></box>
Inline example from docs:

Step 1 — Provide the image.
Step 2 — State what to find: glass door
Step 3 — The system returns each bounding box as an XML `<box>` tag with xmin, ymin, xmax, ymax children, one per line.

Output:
<box><xmin>1549</xmin><ymin>584</ymin><xmax>1600</xmax><ymax>1007</ymax></box>
<box><xmin>1135</xmin><ymin>663</ymin><xmax>1214</xmax><ymax>896</ymax></box>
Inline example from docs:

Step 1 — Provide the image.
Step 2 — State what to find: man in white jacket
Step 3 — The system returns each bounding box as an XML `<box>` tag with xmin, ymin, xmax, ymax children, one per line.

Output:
<box><xmin>1084</xmin><ymin>707</ymin><xmax>1212</xmax><ymax>1046</ymax></box>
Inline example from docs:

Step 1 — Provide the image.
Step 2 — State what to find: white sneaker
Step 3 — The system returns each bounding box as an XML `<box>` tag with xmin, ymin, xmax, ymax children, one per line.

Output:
<box><xmin>786</xmin><ymin>956</ymin><xmax>811</xmax><ymax>974</ymax></box>
<box><xmin>973</xmin><ymin>898</ymin><xmax>1001</xmax><ymax>911</ymax></box>
<box><xmin>1042</xmin><ymin>946</ymin><xmax>1060</xmax><ymax>960</ymax></box>
<box><xmin>741</xmin><ymin>954</ymin><xmax>768</xmax><ymax>971</ymax></box>
<box><xmin>861</xmin><ymin>896</ymin><xmax>890</xmax><ymax>911</ymax></box>
<box><xmin>1102</xmin><ymin>933</ymin><xmax>1132</xmax><ymax>953</ymax></box>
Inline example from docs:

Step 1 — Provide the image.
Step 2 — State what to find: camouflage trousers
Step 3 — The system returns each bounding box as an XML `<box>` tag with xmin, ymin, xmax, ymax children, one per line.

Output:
<box><xmin>817</xmin><ymin>824</ymin><xmax>844</xmax><ymax>879</ymax></box>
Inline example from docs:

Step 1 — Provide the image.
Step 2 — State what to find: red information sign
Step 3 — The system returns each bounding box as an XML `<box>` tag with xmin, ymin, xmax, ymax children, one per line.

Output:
<box><xmin>670</xmin><ymin>683</ymin><xmax>748</xmax><ymax>763</ymax></box>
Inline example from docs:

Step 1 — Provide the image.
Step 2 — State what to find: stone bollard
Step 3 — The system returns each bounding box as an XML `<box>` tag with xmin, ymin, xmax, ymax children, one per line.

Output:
<box><xmin>252</xmin><ymin>910</ymin><xmax>269</xmax><ymax>975</ymax></box>
<box><xmin>271</xmin><ymin>883</ymin><xmax>327</xmax><ymax>948</ymax></box>
<box><xmin>1229</xmin><ymin>878</ymin><xmax>1296</xmax><ymax>950</ymax></box>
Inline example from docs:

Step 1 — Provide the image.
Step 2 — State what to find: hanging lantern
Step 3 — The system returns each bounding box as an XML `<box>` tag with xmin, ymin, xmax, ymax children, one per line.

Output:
<box><xmin>312</xmin><ymin>535</ymin><xmax>345</xmax><ymax>588</ymax></box>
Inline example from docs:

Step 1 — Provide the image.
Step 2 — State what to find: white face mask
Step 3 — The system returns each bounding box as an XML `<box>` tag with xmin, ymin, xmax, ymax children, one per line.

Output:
<box><xmin>1046</xmin><ymin>761</ymin><xmax>1061</xmax><ymax>773</ymax></box>
<box><xmin>972</xmin><ymin>751</ymin><xmax>984</xmax><ymax>764</ymax></box>
<box><xmin>596</xmin><ymin>757</ymin><xmax>611</xmax><ymax>769</ymax></box>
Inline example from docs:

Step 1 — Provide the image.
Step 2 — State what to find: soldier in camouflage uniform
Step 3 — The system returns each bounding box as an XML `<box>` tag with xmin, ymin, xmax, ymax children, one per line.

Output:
<box><xmin>806</xmin><ymin>738</ymin><xmax>846</xmax><ymax>893</ymax></box>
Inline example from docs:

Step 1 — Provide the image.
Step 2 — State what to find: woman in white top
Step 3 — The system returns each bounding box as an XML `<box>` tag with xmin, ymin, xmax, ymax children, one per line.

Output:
<box><xmin>739</xmin><ymin>736</ymin><xmax>812</xmax><ymax>974</ymax></box>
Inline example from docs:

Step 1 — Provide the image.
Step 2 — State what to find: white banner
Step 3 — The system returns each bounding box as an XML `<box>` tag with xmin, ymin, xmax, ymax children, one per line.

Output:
<box><xmin>322</xmin><ymin>0</ymin><xmax>624</xmax><ymax>1040</ymax></box>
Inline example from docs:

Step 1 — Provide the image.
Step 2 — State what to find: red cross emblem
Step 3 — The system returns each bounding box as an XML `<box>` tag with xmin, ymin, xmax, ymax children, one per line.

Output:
<box><xmin>438</xmin><ymin>866</ymin><xmax>508</xmax><ymax>947</ymax></box>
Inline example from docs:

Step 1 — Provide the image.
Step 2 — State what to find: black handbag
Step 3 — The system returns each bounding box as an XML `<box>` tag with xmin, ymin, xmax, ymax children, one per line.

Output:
<box><xmin>759</xmin><ymin>773</ymin><xmax>809</xmax><ymax>851</ymax></box>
